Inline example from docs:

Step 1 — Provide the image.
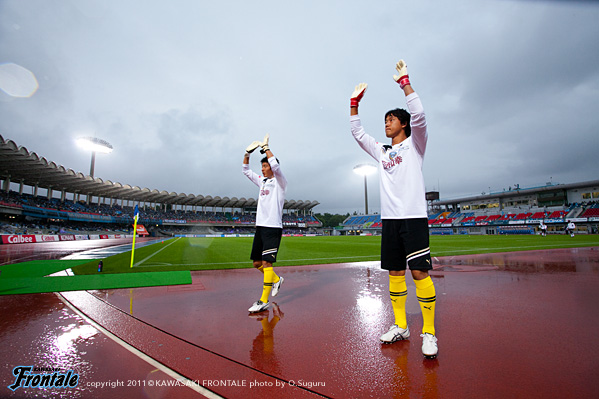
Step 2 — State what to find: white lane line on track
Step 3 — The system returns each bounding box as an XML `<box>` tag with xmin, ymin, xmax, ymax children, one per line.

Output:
<box><xmin>56</xmin><ymin>292</ymin><xmax>223</xmax><ymax>399</ymax></box>
<box><xmin>61</xmin><ymin>238</ymin><xmax>168</xmax><ymax>260</ymax></box>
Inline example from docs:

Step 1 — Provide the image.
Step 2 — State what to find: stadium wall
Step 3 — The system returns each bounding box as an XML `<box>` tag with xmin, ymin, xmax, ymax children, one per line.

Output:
<box><xmin>0</xmin><ymin>234</ymin><xmax>134</xmax><ymax>245</ymax></box>
<box><xmin>340</xmin><ymin>211</ymin><xmax>599</xmax><ymax>236</ymax></box>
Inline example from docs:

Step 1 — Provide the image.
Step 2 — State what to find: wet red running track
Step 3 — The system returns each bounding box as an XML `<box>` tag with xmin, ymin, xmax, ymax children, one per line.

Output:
<box><xmin>1</xmin><ymin>240</ymin><xmax>598</xmax><ymax>398</ymax></box>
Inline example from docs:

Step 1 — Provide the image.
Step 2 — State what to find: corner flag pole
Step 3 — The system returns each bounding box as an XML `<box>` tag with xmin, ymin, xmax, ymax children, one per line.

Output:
<box><xmin>130</xmin><ymin>205</ymin><xmax>139</xmax><ymax>268</ymax></box>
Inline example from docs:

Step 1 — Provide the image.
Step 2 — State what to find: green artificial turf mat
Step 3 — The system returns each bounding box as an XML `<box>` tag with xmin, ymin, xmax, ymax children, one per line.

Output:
<box><xmin>0</xmin><ymin>270</ymin><xmax>192</xmax><ymax>295</ymax></box>
<box><xmin>0</xmin><ymin>259</ymin><xmax>92</xmax><ymax>279</ymax></box>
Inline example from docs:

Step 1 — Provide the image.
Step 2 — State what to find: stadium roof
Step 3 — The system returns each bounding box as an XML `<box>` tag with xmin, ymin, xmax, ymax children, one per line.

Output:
<box><xmin>0</xmin><ymin>135</ymin><xmax>319</xmax><ymax>211</ymax></box>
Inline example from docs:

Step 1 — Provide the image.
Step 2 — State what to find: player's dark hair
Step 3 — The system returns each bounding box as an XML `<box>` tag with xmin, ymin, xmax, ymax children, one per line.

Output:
<box><xmin>385</xmin><ymin>108</ymin><xmax>411</xmax><ymax>137</ymax></box>
<box><xmin>261</xmin><ymin>156</ymin><xmax>280</xmax><ymax>164</ymax></box>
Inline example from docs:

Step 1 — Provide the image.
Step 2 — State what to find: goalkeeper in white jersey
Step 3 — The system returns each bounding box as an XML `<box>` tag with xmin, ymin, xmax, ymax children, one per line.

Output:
<box><xmin>349</xmin><ymin>60</ymin><xmax>438</xmax><ymax>358</ymax></box>
<box><xmin>243</xmin><ymin>135</ymin><xmax>287</xmax><ymax>313</ymax></box>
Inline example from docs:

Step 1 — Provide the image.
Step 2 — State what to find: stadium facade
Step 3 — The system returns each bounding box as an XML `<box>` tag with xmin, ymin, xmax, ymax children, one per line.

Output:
<box><xmin>339</xmin><ymin>180</ymin><xmax>599</xmax><ymax>236</ymax></box>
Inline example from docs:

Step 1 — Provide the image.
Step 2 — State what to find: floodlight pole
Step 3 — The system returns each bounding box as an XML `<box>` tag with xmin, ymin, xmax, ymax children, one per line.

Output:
<box><xmin>76</xmin><ymin>137</ymin><xmax>112</xmax><ymax>179</ymax></box>
<box><xmin>90</xmin><ymin>151</ymin><xmax>96</xmax><ymax>178</ymax></box>
<box><xmin>363</xmin><ymin>174</ymin><xmax>369</xmax><ymax>215</ymax></box>
<box><xmin>354</xmin><ymin>164</ymin><xmax>375</xmax><ymax>215</ymax></box>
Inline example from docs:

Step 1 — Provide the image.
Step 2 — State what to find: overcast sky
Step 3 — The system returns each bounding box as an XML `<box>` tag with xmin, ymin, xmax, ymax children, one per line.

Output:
<box><xmin>1</xmin><ymin>0</ymin><xmax>598</xmax><ymax>214</ymax></box>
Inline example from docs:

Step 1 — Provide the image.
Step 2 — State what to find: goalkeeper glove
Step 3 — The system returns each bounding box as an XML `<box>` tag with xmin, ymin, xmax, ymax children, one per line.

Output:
<box><xmin>350</xmin><ymin>83</ymin><xmax>367</xmax><ymax>108</ymax></box>
<box><xmin>393</xmin><ymin>59</ymin><xmax>410</xmax><ymax>89</ymax></box>
<box><xmin>246</xmin><ymin>140</ymin><xmax>261</xmax><ymax>154</ymax></box>
<box><xmin>259</xmin><ymin>134</ymin><xmax>270</xmax><ymax>154</ymax></box>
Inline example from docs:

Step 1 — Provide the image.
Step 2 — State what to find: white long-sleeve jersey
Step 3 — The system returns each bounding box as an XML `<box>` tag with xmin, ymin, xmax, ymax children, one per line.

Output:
<box><xmin>351</xmin><ymin>92</ymin><xmax>428</xmax><ymax>219</ymax></box>
<box><xmin>242</xmin><ymin>156</ymin><xmax>287</xmax><ymax>228</ymax></box>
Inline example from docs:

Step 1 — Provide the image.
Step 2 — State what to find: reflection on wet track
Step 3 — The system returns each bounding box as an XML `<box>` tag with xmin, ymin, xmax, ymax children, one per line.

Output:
<box><xmin>0</xmin><ymin>237</ymin><xmax>166</xmax><ymax>266</ymax></box>
<box><xmin>62</xmin><ymin>238</ymin><xmax>168</xmax><ymax>260</ymax></box>
<box><xmin>1</xmin><ymin>240</ymin><xmax>598</xmax><ymax>398</ymax></box>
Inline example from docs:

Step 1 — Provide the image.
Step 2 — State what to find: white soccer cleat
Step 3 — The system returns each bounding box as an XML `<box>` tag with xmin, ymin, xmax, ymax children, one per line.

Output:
<box><xmin>271</xmin><ymin>276</ymin><xmax>284</xmax><ymax>297</ymax></box>
<box><xmin>421</xmin><ymin>333</ymin><xmax>438</xmax><ymax>358</ymax></box>
<box><xmin>380</xmin><ymin>324</ymin><xmax>410</xmax><ymax>344</ymax></box>
<box><xmin>248</xmin><ymin>300</ymin><xmax>269</xmax><ymax>313</ymax></box>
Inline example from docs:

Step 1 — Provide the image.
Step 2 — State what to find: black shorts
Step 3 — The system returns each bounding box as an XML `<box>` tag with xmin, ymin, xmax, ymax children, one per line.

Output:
<box><xmin>381</xmin><ymin>218</ymin><xmax>432</xmax><ymax>271</ymax></box>
<box><xmin>251</xmin><ymin>226</ymin><xmax>283</xmax><ymax>263</ymax></box>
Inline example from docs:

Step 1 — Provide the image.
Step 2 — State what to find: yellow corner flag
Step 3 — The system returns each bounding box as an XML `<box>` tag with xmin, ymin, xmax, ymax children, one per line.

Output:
<box><xmin>130</xmin><ymin>205</ymin><xmax>139</xmax><ymax>268</ymax></box>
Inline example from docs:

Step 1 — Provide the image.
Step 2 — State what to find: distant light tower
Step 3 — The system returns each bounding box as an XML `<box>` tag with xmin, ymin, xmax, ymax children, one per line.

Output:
<box><xmin>353</xmin><ymin>164</ymin><xmax>377</xmax><ymax>215</ymax></box>
<box><xmin>76</xmin><ymin>137</ymin><xmax>113</xmax><ymax>178</ymax></box>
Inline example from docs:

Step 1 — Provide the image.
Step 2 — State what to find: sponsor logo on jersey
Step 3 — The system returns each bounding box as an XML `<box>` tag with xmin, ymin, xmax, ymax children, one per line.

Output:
<box><xmin>382</xmin><ymin>154</ymin><xmax>402</xmax><ymax>169</ymax></box>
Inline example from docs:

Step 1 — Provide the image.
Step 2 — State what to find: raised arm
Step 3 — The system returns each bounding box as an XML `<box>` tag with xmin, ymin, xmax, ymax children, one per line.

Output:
<box><xmin>393</xmin><ymin>59</ymin><xmax>427</xmax><ymax>155</ymax></box>
<box><xmin>393</xmin><ymin>59</ymin><xmax>415</xmax><ymax>96</ymax></box>
<box><xmin>259</xmin><ymin>134</ymin><xmax>273</xmax><ymax>159</ymax></box>
<box><xmin>350</xmin><ymin>83</ymin><xmax>367</xmax><ymax>116</ymax></box>
<box><xmin>242</xmin><ymin>140</ymin><xmax>262</xmax><ymax>186</ymax></box>
<box><xmin>244</xmin><ymin>140</ymin><xmax>261</xmax><ymax>164</ymax></box>
<box><xmin>349</xmin><ymin>83</ymin><xmax>379</xmax><ymax>160</ymax></box>
<box><xmin>259</xmin><ymin>134</ymin><xmax>287</xmax><ymax>189</ymax></box>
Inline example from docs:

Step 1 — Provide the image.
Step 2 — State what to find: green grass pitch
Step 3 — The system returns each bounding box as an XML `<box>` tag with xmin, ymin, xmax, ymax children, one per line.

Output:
<box><xmin>70</xmin><ymin>234</ymin><xmax>599</xmax><ymax>275</ymax></box>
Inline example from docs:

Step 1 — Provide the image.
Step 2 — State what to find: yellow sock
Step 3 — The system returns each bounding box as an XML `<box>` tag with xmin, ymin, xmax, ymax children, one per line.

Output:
<box><xmin>389</xmin><ymin>275</ymin><xmax>408</xmax><ymax>329</ymax></box>
<box><xmin>414</xmin><ymin>276</ymin><xmax>436</xmax><ymax>335</ymax></box>
<box><xmin>260</xmin><ymin>267</ymin><xmax>275</xmax><ymax>303</ymax></box>
<box><xmin>257</xmin><ymin>265</ymin><xmax>280</xmax><ymax>284</ymax></box>
<box><xmin>268</xmin><ymin>266</ymin><xmax>280</xmax><ymax>284</ymax></box>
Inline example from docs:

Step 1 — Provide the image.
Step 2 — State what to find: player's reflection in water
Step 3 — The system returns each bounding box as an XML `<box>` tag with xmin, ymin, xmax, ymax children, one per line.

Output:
<box><xmin>249</xmin><ymin>302</ymin><xmax>283</xmax><ymax>374</ymax></box>
<box><xmin>381</xmin><ymin>341</ymin><xmax>439</xmax><ymax>399</ymax></box>
<box><xmin>421</xmin><ymin>357</ymin><xmax>439</xmax><ymax>399</ymax></box>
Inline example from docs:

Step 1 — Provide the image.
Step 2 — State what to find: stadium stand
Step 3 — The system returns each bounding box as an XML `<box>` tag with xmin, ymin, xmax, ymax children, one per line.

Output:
<box><xmin>0</xmin><ymin>188</ymin><xmax>322</xmax><ymax>236</ymax></box>
<box><xmin>0</xmin><ymin>135</ymin><xmax>323</xmax><ymax>236</ymax></box>
<box><xmin>428</xmin><ymin>212</ymin><xmax>442</xmax><ymax>220</ymax></box>
<box><xmin>340</xmin><ymin>200</ymin><xmax>599</xmax><ymax>236</ymax></box>
<box><xmin>548</xmin><ymin>210</ymin><xmax>567</xmax><ymax>218</ymax></box>
<box><xmin>486</xmin><ymin>215</ymin><xmax>501</xmax><ymax>222</ymax></box>
<box><xmin>580</xmin><ymin>203</ymin><xmax>599</xmax><ymax>218</ymax></box>
<box><xmin>515</xmin><ymin>213</ymin><xmax>532</xmax><ymax>220</ymax></box>
<box><xmin>459</xmin><ymin>215</ymin><xmax>475</xmax><ymax>224</ymax></box>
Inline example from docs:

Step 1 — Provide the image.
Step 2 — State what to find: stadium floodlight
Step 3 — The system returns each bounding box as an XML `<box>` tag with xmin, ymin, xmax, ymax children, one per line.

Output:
<box><xmin>76</xmin><ymin>137</ymin><xmax>113</xmax><ymax>178</ymax></box>
<box><xmin>353</xmin><ymin>164</ymin><xmax>377</xmax><ymax>215</ymax></box>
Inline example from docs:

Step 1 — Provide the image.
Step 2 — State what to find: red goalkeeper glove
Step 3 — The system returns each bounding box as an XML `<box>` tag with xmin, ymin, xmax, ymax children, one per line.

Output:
<box><xmin>393</xmin><ymin>59</ymin><xmax>410</xmax><ymax>89</ymax></box>
<box><xmin>350</xmin><ymin>83</ymin><xmax>368</xmax><ymax>108</ymax></box>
